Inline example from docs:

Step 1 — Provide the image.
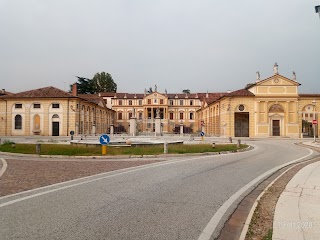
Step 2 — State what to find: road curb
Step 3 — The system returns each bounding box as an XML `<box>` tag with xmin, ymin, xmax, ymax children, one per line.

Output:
<box><xmin>238</xmin><ymin>144</ymin><xmax>319</xmax><ymax>240</ymax></box>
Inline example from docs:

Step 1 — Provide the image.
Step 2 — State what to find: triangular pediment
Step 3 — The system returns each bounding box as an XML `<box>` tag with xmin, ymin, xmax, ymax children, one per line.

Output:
<box><xmin>247</xmin><ymin>74</ymin><xmax>300</xmax><ymax>96</ymax></box>
<box><xmin>256</xmin><ymin>74</ymin><xmax>300</xmax><ymax>87</ymax></box>
<box><xmin>144</xmin><ymin>91</ymin><xmax>167</xmax><ymax>100</ymax></box>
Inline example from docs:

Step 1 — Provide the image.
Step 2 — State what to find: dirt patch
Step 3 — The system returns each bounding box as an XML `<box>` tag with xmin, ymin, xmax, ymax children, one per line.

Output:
<box><xmin>0</xmin><ymin>159</ymin><xmax>159</xmax><ymax>197</ymax></box>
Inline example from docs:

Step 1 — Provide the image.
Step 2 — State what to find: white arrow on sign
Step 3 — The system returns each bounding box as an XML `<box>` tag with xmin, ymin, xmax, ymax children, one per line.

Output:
<box><xmin>101</xmin><ymin>136</ymin><xmax>109</xmax><ymax>143</ymax></box>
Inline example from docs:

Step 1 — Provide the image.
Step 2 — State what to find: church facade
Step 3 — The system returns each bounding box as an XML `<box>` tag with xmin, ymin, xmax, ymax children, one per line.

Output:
<box><xmin>197</xmin><ymin>66</ymin><xmax>319</xmax><ymax>138</ymax></box>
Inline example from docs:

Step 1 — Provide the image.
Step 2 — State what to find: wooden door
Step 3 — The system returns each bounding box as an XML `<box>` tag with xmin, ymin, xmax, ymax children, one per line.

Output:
<box><xmin>272</xmin><ymin>120</ymin><xmax>280</xmax><ymax>136</ymax></box>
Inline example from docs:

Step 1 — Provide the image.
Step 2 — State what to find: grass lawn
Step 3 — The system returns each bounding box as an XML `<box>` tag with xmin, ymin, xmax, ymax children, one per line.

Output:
<box><xmin>0</xmin><ymin>143</ymin><xmax>248</xmax><ymax>156</ymax></box>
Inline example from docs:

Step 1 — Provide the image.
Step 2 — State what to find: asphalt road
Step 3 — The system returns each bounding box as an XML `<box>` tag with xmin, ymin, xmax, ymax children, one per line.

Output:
<box><xmin>0</xmin><ymin>139</ymin><xmax>317</xmax><ymax>240</ymax></box>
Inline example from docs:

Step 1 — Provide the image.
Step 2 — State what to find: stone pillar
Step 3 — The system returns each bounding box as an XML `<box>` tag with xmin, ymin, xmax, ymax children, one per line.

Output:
<box><xmin>92</xmin><ymin>124</ymin><xmax>96</xmax><ymax>136</ymax></box>
<box><xmin>130</xmin><ymin>118</ymin><xmax>137</xmax><ymax>136</ymax></box>
<box><xmin>155</xmin><ymin>117</ymin><xmax>161</xmax><ymax>136</ymax></box>
<box><xmin>110</xmin><ymin>124</ymin><xmax>114</xmax><ymax>135</ymax></box>
<box><xmin>180</xmin><ymin>121</ymin><xmax>184</xmax><ymax>135</ymax></box>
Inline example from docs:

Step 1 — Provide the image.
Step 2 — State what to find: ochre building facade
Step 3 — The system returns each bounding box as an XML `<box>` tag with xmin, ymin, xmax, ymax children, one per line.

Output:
<box><xmin>0</xmin><ymin>86</ymin><xmax>114</xmax><ymax>136</ymax></box>
<box><xmin>1</xmin><ymin>67</ymin><xmax>319</xmax><ymax>138</ymax></box>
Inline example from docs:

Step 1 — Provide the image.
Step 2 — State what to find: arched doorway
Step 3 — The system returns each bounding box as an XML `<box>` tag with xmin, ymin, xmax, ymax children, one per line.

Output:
<box><xmin>234</xmin><ymin>104</ymin><xmax>249</xmax><ymax>137</ymax></box>
<box><xmin>269</xmin><ymin>104</ymin><xmax>284</xmax><ymax>136</ymax></box>
<box><xmin>52</xmin><ymin>114</ymin><xmax>60</xmax><ymax>136</ymax></box>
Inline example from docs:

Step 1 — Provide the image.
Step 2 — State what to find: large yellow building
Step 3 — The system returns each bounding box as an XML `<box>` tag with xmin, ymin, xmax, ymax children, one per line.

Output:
<box><xmin>0</xmin><ymin>85</ymin><xmax>114</xmax><ymax>136</ymax></box>
<box><xmin>0</xmin><ymin>66</ymin><xmax>319</xmax><ymax>138</ymax></box>
<box><xmin>197</xmin><ymin>69</ymin><xmax>319</xmax><ymax>138</ymax></box>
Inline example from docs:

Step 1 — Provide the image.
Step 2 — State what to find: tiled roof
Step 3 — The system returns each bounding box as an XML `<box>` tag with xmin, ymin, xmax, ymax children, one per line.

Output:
<box><xmin>1</xmin><ymin>86</ymin><xmax>74</xmax><ymax>98</ymax></box>
<box><xmin>225</xmin><ymin>89</ymin><xmax>255</xmax><ymax>97</ymax></box>
<box><xmin>0</xmin><ymin>90</ymin><xmax>14</xmax><ymax>96</ymax></box>
<box><xmin>78</xmin><ymin>94</ymin><xmax>102</xmax><ymax>105</ymax></box>
<box><xmin>114</xmin><ymin>93</ymin><xmax>145</xmax><ymax>99</ymax></box>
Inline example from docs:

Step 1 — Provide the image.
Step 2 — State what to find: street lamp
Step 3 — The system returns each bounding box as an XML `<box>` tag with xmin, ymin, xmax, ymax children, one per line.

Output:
<box><xmin>312</xmin><ymin>99</ymin><xmax>316</xmax><ymax>142</ymax></box>
<box><xmin>316</xmin><ymin>5</ymin><xmax>320</xmax><ymax>18</ymax></box>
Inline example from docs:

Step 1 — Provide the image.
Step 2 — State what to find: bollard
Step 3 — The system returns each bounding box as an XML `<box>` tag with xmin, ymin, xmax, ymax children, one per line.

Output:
<box><xmin>36</xmin><ymin>143</ymin><xmax>41</xmax><ymax>154</ymax></box>
<box><xmin>237</xmin><ymin>139</ymin><xmax>241</xmax><ymax>148</ymax></box>
<box><xmin>164</xmin><ymin>142</ymin><xmax>168</xmax><ymax>154</ymax></box>
<box><xmin>212</xmin><ymin>142</ymin><xmax>215</xmax><ymax>148</ymax></box>
<box><xmin>12</xmin><ymin>143</ymin><xmax>16</xmax><ymax>148</ymax></box>
<box><xmin>71</xmin><ymin>135</ymin><xmax>74</xmax><ymax>141</ymax></box>
<box><xmin>229</xmin><ymin>137</ymin><xmax>232</xmax><ymax>143</ymax></box>
<box><xmin>102</xmin><ymin>145</ymin><xmax>107</xmax><ymax>155</ymax></box>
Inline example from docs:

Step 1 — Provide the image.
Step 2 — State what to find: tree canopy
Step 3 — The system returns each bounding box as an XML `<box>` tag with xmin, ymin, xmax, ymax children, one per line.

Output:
<box><xmin>74</xmin><ymin>72</ymin><xmax>117</xmax><ymax>94</ymax></box>
<box><xmin>182</xmin><ymin>89</ymin><xmax>191</xmax><ymax>94</ymax></box>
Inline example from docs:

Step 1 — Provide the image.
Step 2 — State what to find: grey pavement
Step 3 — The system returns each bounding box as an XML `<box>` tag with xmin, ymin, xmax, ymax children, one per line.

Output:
<box><xmin>0</xmin><ymin>139</ymin><xmax>317</xmax><ymax>240</ymax></box>
<box><xmin>273</xmin><ymin>141</ymin><xmax>320</xmax><ymax>240</ymax></box>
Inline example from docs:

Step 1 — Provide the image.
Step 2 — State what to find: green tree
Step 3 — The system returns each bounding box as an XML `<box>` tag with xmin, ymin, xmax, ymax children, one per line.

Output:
<box><xmin>182</xmin><ymin>89</ymin><xmax>190</xmax><ymax>94</ymax></box>
<box><xmin>74</xmin><ymin>76</ymin><xmax>95</xmax><ymax>94</ymax></box>
<box><xmin>92</xmin><ymin>72</ymin><xmax>117</xmax><ymax>93</ymax></box>
<box><xmin>74</xmin><ymin>72</ymin><xmax>117</xmax><ymax>94</ymax></box>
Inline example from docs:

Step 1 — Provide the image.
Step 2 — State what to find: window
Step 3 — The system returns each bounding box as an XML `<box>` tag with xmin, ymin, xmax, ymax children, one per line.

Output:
<box><xmin>15</xmin><ymin>115</ymin><xmax>22</xmax><ymax>129</ymax></box>
<box><xmin>154</xmin><ymin>99</ymin><xmax>157</xmax><ymax>103</ymax></box>
<box><xmin>118</xmin><ymin>112</ymin><xmax>122</xmax><ymax>120</ymax></box>
<box><xmin>180</xmin><ymin>112</ymin><xmax>184</xmax><ymax>119</ymax></box>
<box><xmin>15</xmin><ymin>104</ymin><xmax>22</xmax><ymax>109</ymax></box>
<box><xmin>33</xmin><ymin>103</ymin><xmax>41</xmax><ymax>108</ymax></box>
<box><xmin>180</xmin><ymin>100</ymin><xmax>183</xmax><ymax>106</ymax></box>
<box><xmin>119</xmin><ymin>100</ymin><xmax>122</xmax><ymax>106</ymax></box>
<box><xmin>169</xmin><ymin>100</ymin><xmax>174</xmax><ymax>106</ymax></box>
<box><xmin>139</xmin><ymin>112</ymin><xmax>143</xmax><ymax>119</ymax></box>
<box><xmin>190</xmin><ymin>112</ymin><xmax>194</xmax><ymax>120</ymax></box>
<box><xmin>139</xmin><ymin>100</ymin><xmax>142</xmax><ymax>105</ymax></box>
<box><xmin>190</xmin><ymin>100</ymin><xmax>193</xmax><ymax>106</ymax></box>
<box><xmin>129</xmin><ymin>112</ymin><xmax>132</xmax><ymax>119</ymax></box>
<box><xmin>160</xmin><ymin>99</ymin><xmax>164</xmax><ymax>104</ymax></box>
<box><xmin>148</xmin><ymin>99</ymin><xmax>151</xmax><ymax>104</ymax></box>
<box><xmin>238</xmin><ymin>105</ymin><xmax>245</xmax><ymax>111</ymax></box>
<box><xmin>129</xmin><ymin>100</ymin><xmax>132</xmax><ymax>105</ymax></box>
<box><xmin>170</xmin><ymin>112</ymin><xmax>174</xmax><ymax>120</ymax></box>
<box><xmin>52</xmin><ymin>103</ymin><xmax>60</xmax><ymax>108</ymax></box>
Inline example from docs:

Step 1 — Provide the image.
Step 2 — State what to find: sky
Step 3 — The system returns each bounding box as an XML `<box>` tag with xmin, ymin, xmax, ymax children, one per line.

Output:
<box><xmin>1</xmin><ymin>0</ymin><xmax>320</xmax><ymax>94</ymax></box>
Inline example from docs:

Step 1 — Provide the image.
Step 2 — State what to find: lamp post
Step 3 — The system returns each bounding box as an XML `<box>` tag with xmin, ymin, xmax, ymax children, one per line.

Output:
<box><xmin>312</xmin><ymin>99</ymin><xmax>316</xmax><ymax>142</ymax></box>
<box><xmin>316</xmin><ymin>5</ymin><xmax>320</xmax><ymax>18</ymax></box>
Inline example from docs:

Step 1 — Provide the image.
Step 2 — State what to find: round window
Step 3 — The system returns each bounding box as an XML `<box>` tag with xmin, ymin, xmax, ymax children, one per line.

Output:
<box><xmin>238</xmin><ymin>105</ymin><xmax>245</xmax><ymax>111</ymax></box>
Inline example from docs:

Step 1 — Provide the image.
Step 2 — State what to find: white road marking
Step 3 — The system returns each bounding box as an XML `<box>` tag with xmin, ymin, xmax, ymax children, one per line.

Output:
<box><xmin>197</xmin><ymin>148</ymin><xmax>314</xmax><ymax>240</ymax></box>
<box><xmin>0</xmin><ymin>148</ymin><xmax>257</xmax><ymax>208</ymax></box>
<box><xmin>0</xmin><ymin>144</ymin><xmax>259</xmax><ymax>203</ymax></box>
<box><xmin>0</xmin><ymin>158</ymin><xmax>8</xmax><ymax>178</ymax></box>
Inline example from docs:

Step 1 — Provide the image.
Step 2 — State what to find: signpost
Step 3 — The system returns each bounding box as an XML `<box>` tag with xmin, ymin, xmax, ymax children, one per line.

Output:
<box><xmin>70</xmin><ymin>130</ymin><xmax>74</xmax><ymax>140</ymax></box>
<box><xmin>200</xmin><ymin>131</ymin><xmax>205</xmax><ymax>141</ymax></box>
<box><xmin>99</xmin><ymin>134</ymin><xmax>110</xmax><ymax>155</ymax></box>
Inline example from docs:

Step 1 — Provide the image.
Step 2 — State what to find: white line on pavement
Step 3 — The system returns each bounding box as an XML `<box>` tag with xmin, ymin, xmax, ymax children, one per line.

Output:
<box><xmin>0</xmin><ymin>158</ymin><xmax>8</xmax><ymax>178</ymax></box>
<box><xmin>197</xmin><ymin>148</ymin><xmax>314</xmax><ymax>240</ymax></box>
<box><xmin>0</xmin><ymin>147</ymin><xmax>258</xmax><ymax>208</ymax></box>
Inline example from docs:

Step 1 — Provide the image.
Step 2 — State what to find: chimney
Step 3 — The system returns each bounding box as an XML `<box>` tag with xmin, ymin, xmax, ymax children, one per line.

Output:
<box><xmin>72</xmin><ymin>83</ymin><xmax>78</xmax><ymax>96</ymax></box>
<box><xmin>1</xmin><ymin>89</ymin><xmax>5</xmax><ymax>94</ymax></box>
<box><xmin>227</xmin><ymin>90</ymin><xmax>231</xmax><ymax>93</ymax></box>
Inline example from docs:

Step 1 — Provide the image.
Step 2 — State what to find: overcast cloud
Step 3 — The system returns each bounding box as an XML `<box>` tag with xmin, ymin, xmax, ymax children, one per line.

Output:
<box><xmin>1</xmin><ymin>0</ymin><xmax>320</xmax><ymax>94</ymax></box>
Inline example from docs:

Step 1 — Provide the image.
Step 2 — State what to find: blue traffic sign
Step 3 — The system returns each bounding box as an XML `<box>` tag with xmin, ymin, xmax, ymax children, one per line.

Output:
<box><xmin>99</xmin><ymin>134</ymin><xmax>110</xmax><ymax>145</ymax></box>
<box><xmin>200</xmin><ymin>131</ymin><xmax>205</xmax><ymax>136</ymax></box>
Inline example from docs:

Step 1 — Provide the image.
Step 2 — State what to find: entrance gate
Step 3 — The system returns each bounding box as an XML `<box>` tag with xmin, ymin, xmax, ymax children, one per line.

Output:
<box><xmin>235</xmin><ymin>113</ymin><xmax>249</xmax><ymax>137</ymax></box>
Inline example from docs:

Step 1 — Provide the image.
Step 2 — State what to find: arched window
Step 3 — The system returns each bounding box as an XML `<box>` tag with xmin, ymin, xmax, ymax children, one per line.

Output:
<box><xmin>15</xmin><ymin>115</ymin><xmax>22</xmax><ymax>129</ymax></box>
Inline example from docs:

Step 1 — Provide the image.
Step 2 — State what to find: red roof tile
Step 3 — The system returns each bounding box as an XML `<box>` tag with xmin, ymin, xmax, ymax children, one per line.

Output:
<box><xmin>1</xmin><ymin>86</ymin><xmax>74</xmax><ymax>98</ymax></box>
